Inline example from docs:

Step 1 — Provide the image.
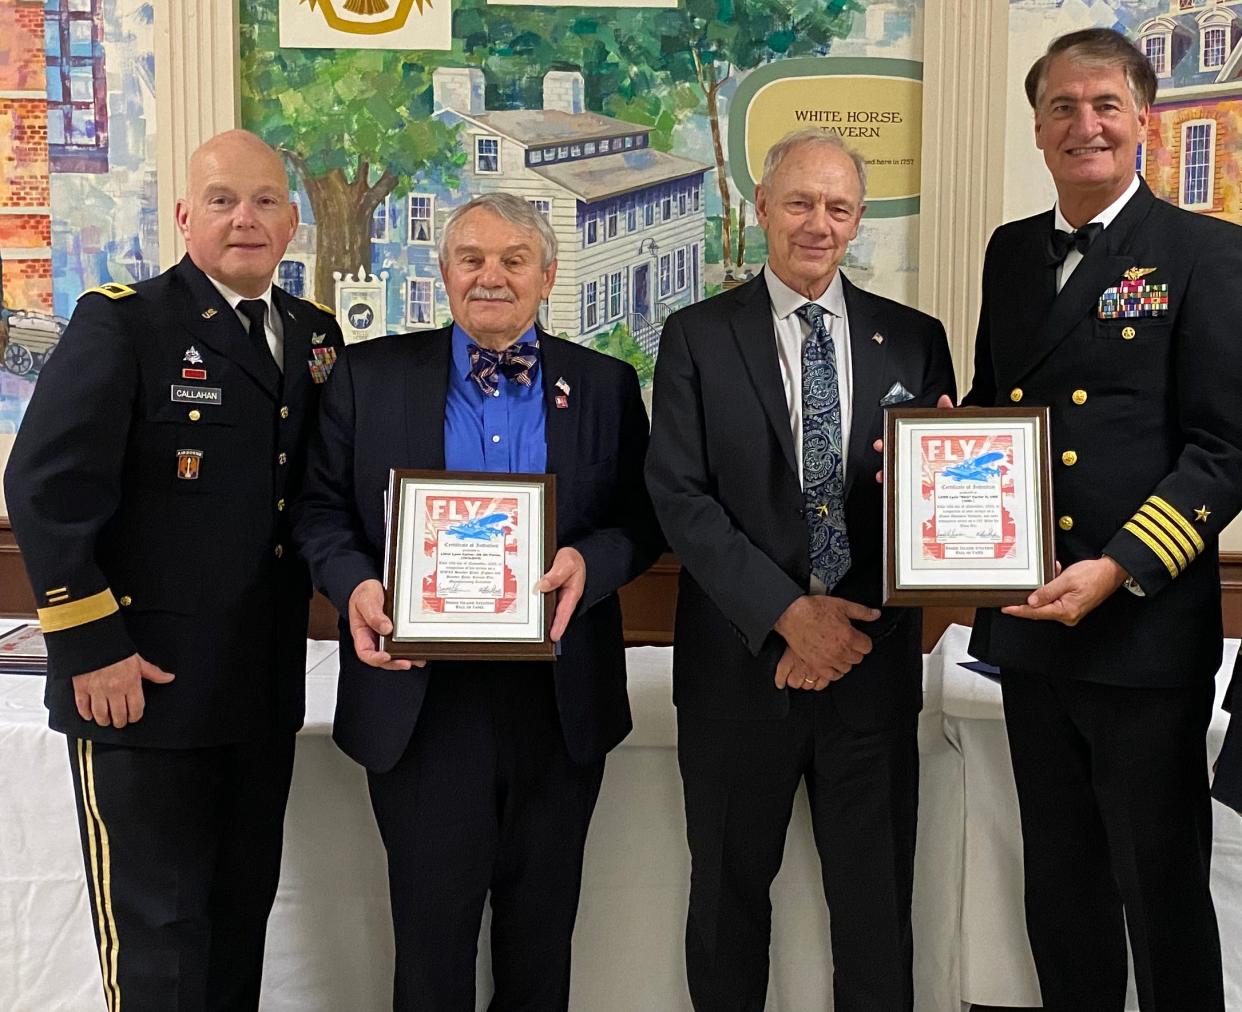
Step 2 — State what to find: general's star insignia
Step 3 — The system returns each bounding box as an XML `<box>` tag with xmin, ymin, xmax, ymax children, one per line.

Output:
<box><xmin>1194</xmin><ymin>505</ymin><xmax>1211</xmax><ymax>523</ymax></box>
<box><xmin>1123</xmin><ymin>266</ymin><xmax>1158</xmax><ymax>282</ymax></box>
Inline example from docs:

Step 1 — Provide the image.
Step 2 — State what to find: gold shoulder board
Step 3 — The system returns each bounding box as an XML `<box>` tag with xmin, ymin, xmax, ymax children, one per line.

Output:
<box><xmin>78</xmin><ymin>283</ymin><xmax>136</xmax><ymax>301</ymax></box>
<box><xmin>301</xmin><ymin>298</ymin><xmax>335</xmax><ymax>316</ymax></box>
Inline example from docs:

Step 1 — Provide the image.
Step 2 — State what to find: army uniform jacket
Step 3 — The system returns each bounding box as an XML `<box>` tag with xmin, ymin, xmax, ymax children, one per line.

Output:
<box><xmin>964</xmin><ymin>179</ymin><xmax>1242</xmax><ymax>687</ymax></box>
<box><xmin>4</xmin><ymin>256</ymin><xmax>343</xmax><ymax>747</ymax></box>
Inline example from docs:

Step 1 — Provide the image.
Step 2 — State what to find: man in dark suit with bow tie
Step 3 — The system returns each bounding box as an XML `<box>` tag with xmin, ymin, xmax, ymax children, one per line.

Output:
<box><xmin>963</xmin><ymin>29</ymin><xmax>1242</xmax><ymax>1009</ymax></box>
<box><xmin>645</xmin><ymin>129</ymin><xmax>954</xmax><ymax>1010</ymax></box>
<box><xmin>4</xmin><ymin>129</ymin><xmax>342</xmax><ymax>1009</ymax></box>
<box><xmin>294</xmin><ymin>192</ymin><xmax>661</xmax><ymax>1011</ymax></box>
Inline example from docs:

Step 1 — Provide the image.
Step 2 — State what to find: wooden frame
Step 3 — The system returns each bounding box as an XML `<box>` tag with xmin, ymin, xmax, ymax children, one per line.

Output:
<box><xmin>380</xmin><ymin>469</ymin><xmax>556</xmax><ymax>661</ymax></box>
<box><xmin>883</xmin><ymin>406</ymin><xmax>1055</xmax><ymax>607</ymax></box>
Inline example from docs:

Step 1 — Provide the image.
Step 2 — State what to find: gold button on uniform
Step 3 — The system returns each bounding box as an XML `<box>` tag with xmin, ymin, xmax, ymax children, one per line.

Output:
<box><xmin>276</xmin><ymin>499</ymin><xmax>285</xmax><ymax>512</ymax></box>
<box><xmin>1072</xmin><ymin>389</ymin><xmax>1087</xmax><ymax>405</ymax></box>
<box><xmin>119</xmin><ymin>595</ymin><xmax>132</xmax><ymax>607</ymax></box>
<box><xmin>274</xmin><ymin>544</ymin><xmax>284</xmax><ymax>559</ymax></box>
<box><xmin>1010</xmin><ymin>388</ymin><xmax>1023</xmax><ymax>403</ymax></box>
<box><xmin>1058</xmin><ymin>515</ymin><xmax>1074</xmax><ymax>531</ymax></box>
<box><xmin>188</xmin><ymin>409</ymin><xmax>201</xmax><ymax>422</ymax></box>
<box><xmin>1061</xmin><ymin>450</ymin><xmax>1078</xmax><ymax>466</ymax></box>
<box><xmin>1122</xmin><ymin>326</ymin><xmax>1136</xmax><ymax>340</ymax></box>
<box><xmin>278</xmin><ymin>452</ymin><xmax>288</xmax><ymax>466</ymax></box>
<box><xmin>279</xmin><ymin>405</ymin><xmax>290</xmax><ymax>419</ymax></box>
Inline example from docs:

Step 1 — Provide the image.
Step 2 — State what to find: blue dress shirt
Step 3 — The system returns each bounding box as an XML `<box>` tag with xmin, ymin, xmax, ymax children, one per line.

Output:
<box><xmin>444</xmin><ymin>324</ymin><xmax>548</xmax><ymax>474</ymax></box>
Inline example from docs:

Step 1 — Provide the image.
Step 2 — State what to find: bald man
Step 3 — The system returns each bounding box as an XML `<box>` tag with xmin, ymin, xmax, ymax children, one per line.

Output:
<box><xmin>5</xmin><ymin>129</ymin><xmax>342</xmax><ymax>1009</ymax></box>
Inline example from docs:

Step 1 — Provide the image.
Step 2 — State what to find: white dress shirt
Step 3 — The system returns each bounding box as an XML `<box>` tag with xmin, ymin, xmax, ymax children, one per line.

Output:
<box><xmin>1054</xmin><ymin>173</ymin><xmax>1139</xmax><ymax>292</ymax></box>
<box><xmin>764</xmin><ymin>265</ymin><xmax>854</xmax><ymax>484</ymax></box>
<box><xmin>205</xmin><ymin>275</ymin><xmax>285</xmax><ymax>371</ymax></box>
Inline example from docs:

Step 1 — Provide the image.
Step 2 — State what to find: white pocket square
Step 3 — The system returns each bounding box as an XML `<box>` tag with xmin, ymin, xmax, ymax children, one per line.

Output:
<box><xmin>880</xmin><ymin>381</ymin><xmax>914</xmax><ymax>407</ymax></box>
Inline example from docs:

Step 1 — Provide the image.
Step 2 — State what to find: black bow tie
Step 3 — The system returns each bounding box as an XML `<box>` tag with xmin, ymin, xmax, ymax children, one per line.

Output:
<box><xmin>1046</xmin><ymin>221</ymin><xmax>1104</xmax><ymax>266</ymax></box>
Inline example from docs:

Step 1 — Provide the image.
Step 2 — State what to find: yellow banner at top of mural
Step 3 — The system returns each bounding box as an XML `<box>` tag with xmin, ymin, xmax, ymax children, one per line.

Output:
<box><xmin>279</xmin><ymin>0</ymin><xmax>452</xmax><ymax>50</ymax></box>
<box><xmin>729</xmin><ymin>58</ymin><xmax>924</xmax><ymax>218</ymax></box>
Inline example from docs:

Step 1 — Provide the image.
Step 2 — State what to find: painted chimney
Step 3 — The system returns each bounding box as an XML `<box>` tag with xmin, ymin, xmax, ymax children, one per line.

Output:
<box><xmin>433</xmin><ymin>67</ymin><xmax>486</xmax><ymax>115</ymax></box>
<box><xmin>542</xmin><ymin>70</ymin><xmax>585</xmax><ymax>114</ymax></box>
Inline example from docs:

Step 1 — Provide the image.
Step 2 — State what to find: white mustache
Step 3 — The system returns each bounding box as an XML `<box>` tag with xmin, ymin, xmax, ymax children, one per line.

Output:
<box><xmin>468</xmin><ymin>287</ymin><xmax>515</xmax><ymax>302</ymax></box>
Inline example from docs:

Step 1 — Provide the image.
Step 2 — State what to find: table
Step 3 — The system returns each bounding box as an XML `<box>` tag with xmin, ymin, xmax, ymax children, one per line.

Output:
<box><xmin>2</xmin><ymin>620</ymin><xmax>1237</xmax><ymax>1010</ymax></box>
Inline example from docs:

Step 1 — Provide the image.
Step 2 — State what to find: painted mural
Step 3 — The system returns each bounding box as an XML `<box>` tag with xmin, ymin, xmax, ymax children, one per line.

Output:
<box><xmin>0</xmin><ymin>0</ymin><xmax>156</xmax><ymax>437</ymax></box>
<box><xmin>240</xmin><ymin>0</ymin><xmax>925</xmax><ymax>387</ymax></box>
<box><xmin>1007</xmin><ymin>0</ymin><xmax>1242</xmax><ymax>224</ymax></box>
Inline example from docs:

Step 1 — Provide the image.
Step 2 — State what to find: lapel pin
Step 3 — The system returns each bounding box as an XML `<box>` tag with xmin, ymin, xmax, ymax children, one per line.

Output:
<box><xmin>556</xmin><ymin>377</ymin><xmax>571</xmax><ymax>395</ymax></box>
<box><xmin>311</xmin><ymin>332</ymin><xmax>326</xmax><ymax>346</ymax></box>
<box><xmin>871</xmin><ymin>332</ymin><xmax>884</xmax><ymax>345</ymax></box>
<box><xmin>555</xmin><ymin>394</ymin><xmax>569</xmax><ymax>409</ymax></box>
<box><xmin>1195</xmin><ymin>505</ymin><xmax>1211</xmax><ymax>523</ymax></box>
<box><xmin>184</xmin><ymin>346</ymin><xmax>203</xmax><ymax>365</ymax></box>
<box><xmin>287</xmin><ymin>309</ymin><xmax>297</xmax><ymax>322</ymax></box>
<box><xmin>201</xmin><ymin>307</ymin><xmax>218</xmax><ymax>320</ymax></box>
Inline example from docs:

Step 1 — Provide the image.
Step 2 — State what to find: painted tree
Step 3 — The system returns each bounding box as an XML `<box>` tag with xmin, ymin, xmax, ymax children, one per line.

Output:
<box><xmin>239</xmin><ymin>0</ymin><xmax>464</xmax><ymax>301</ymax></box>
<box><xmin>620</xmin><ymin>0</ymin><xmax>862</xmax><ymax>273</ymax></box>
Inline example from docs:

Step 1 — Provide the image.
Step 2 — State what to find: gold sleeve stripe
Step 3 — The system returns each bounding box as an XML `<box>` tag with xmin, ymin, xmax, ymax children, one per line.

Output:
<box><xmin>1148</xmin><ymin>496</ymin><xmax>1205</xmax><ymax>553</ymax></box>
<box><xmin>1129</xmin><ymin>514</ymin><xmax>1189</xmax><ymax>572</ymax></box>
<box><xmin>37</xmin><ymin>589</ymin><xmax>118</xmax><ymax>633</ymax></box>
<box><xmin>77</xmin><ymin>739</ymin><xmax>121</xmax><ymax>1011</ymax></box>
<box><xmin>1137</xmin><ymin>504</ymin><xmax>1196</xmax><ymax>561</ymax></box>
<box><xmin>1124</xmin><ymin>521</ymin><xmax>1180</xmax><ymax>579</ymax></box>
<box><xmin>47</xmin><ymin>594</ymin><xmax>70</xmax><ymax>604</ymax></box>
<box><xmin>45</xmin><ymin>586</ymin><xmax>68</xmax><ymax>596</ymax></box>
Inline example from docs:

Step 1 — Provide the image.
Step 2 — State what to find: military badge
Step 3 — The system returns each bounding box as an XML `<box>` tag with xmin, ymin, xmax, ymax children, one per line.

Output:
<box><xmin>1098</xmin><ymin>268</ymin><xmax>1169</xmax><ymax>320</ymax></box>
<box><xmin>176</xmin><ymin>449</ymin><xmax>203</xmax><ymax>480</ymax></box>
<box><xmin>184</xmin><ymin>346</ymin><xmax>204</xmax><ymax>365</ymax></box>
<box><xmin>311</xmin><ymin>332</ymin><xmax>326</xmax><ymax>346</ymax></box>
<box><xmin>201</xmin><ymin>308</ymin><xmax>218</xmax><ymax>320</ymax></box>
<box><xmin>308</xmin><ymin>345</ymin><xmax>337</xmax><ymax>384</ymax></box>
<box><xmin>182</xmin><ymin>367</ymin><xmax>207</xmax><ymax>381</ymax></box>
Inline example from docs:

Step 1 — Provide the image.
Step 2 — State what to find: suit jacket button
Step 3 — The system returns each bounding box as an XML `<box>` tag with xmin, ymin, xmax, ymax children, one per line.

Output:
<box><xmin>276</xmin><ymin>499</ymin><xmax>285</xmax><ymax>512</ymax></box>
<box><xmin>119</xmin><ymin>595</ymin><xmax>132</xmax><ymax>607</ymax></box>
<box><xmin>1122</xmin><ymin>326</ymin><xmax>1136</xmax><ymax>340</ymax></box>
<box><xmin>188</xmin><ymin>409</ymin><xmax>201</xmax><ymax>422</ymax></box>
<box><xmin>1072</xmin><ymin>389</ymin><xmax>1087</xmax><ymax>405</ymax></box>
<box><xmin>279</xmin><ymin>405</ymin><xmax>290</xmax><ymax>419</ymax></box>
<box><xmin>1061</xmin><ymin>450</ymin><xmax>1078</xmax><ymax>466</ymax></box>
<box><xmin>274</xmin><ymin>544</ymin><xmax>284</xmax><ymax>559</ymax></box>
<box><xmin>1058</xmin><ymin>515</ymin><xmax>1074</xmax><ymax>531</ymax></box>
<box><xmin>278</xmin><ymin>452</ymin><xmax>288</xmax><ymax>466</ymax></box>
<box><xmin>1009</xmin><ymin>388</ymin><xmax>1023</xmax><ymax>403</ymax></box>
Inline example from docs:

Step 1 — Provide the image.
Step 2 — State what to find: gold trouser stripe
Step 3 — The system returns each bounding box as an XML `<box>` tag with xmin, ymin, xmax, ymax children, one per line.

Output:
<box><xmin>1131</xmin><ymin>511</ymin><xmax>1190</xmax><ymax>572</ymax></box>
<box><xmin>1124</xmin><ymin>521</ymin><xmax>1180</xmax><ymax>579</ymax></box>
<box><xmin>1138</xmin><ymin>504</ymin><xmax>1196</xmax><ymax>561</ymax></box>
<box><xmin>1148</xmin><ymin>495</ymin><xmax>1206</xmax><ymax>553</ymax></box>
<box><xmin>78</xmin><ymin>740</ymin><xmax>121</xmax><ymax>1011</ymax></box>
<box><xmin>38</xmin><ymin>589</ymin><xmax>118</xmax><ymax>633</ymax></box>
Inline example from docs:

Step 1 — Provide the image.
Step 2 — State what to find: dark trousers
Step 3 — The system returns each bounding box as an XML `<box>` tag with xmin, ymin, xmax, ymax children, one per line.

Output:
<box><xmin>65</xmin><ymin>733</ymin><xmax>296</xmax><ymax>1012</ymax></box>
<box><xmin>366</xmin><ymin>665</ymin><xmax>605</xmax><ymax>1012</ymax></box>
<box><xmin>1000</xmin><ymin>670</ymin><xmax>1222</xmax><ymax>1011</ymax></box>
<box><xmin>677</xmin><ymin>692</ymin><xmax>919</xmax><ymax>1012</ymax></box>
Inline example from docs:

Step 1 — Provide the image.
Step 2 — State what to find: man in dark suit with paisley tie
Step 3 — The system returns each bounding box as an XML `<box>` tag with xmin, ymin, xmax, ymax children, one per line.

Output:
<box><xmin>4</xmin><ymin>130</ymin><xmax>342</xmax><ymax>1009</ymax></box>
<box><xmin>963</xmin><ymin>29</ymin><xmax>1242</xmax><ymax>1009</ymax></box>
<box><xmin>645</xmin><ymin>129</ymin><xmax>955</xmax><ymax>1010</ymax></box>
<box><xmin>294</xmin><ymin>193</ymin><xmax>661</xmax><ymax>1011</ymax></box>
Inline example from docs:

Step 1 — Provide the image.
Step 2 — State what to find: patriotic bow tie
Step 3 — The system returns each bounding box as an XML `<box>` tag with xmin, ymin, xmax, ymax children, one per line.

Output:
<box><xmin>1046</xmin><ymin>221</ymin><xmax>1103</xmax><ymax>266</ymax></box>
<box><xmin>467</xmin><ymin>340</ymin><xmax>540</xmax><ymax>397</ymax></box>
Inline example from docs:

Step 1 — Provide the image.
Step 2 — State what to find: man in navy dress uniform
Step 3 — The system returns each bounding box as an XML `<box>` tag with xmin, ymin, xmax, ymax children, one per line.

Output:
<box><xmin>5</xmin><ymin>129</ymin><xmax>342</xmax><ymax>1010</ymax></box>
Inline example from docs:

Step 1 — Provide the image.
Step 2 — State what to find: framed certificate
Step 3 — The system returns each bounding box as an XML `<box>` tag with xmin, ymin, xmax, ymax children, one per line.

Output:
<box><xmin>380</xmin><ymin>470</ymin><xmax>556</xmax><ymax>661</ymax></box>
<box><xmin>882</xmin><ymin>407</ymin><xmax>1055</xmax><ymax>606</ymax></box>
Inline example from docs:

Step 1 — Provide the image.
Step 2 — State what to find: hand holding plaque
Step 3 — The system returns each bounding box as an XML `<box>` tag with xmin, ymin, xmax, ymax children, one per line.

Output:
<box><xmin>379</xmin><ymin>470</ymin><xmax>557</xmax><ymax>661</ymax></box>
<box><xmin>882</xmin><ymin>407</ymin><xmax>1055</xmax><ymax>606</ymax></box>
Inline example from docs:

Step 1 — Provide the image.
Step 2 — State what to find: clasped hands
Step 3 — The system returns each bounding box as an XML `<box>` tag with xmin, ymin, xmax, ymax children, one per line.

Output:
<box><xmin>772</xmin><ymin>594</ymin><xmax>880</xmax><ymax>691</ymax></box>
<box><xmin>348</xmin><ymin>546</ymin><xmax>587</xmax><ymax>670</ymax></box>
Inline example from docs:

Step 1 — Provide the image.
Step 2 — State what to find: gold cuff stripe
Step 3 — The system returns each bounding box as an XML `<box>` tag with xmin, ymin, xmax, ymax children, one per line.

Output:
<box><xmin>78</xmin><ymin>739</ymin><xmax>121</xmax><ymax>1011</ymax></box>
<box><xmin>1136</xmin><ymin>505</ymin><xmax>1195</xmax><ymax>564</ymax></box>
<box><xmin>1123</xmin><ymin>521</ymin><xmax>1180</xmax><ymax>579</ymax></box>
<box><xmin>46</xmin><ymin>586</ymin><xmax>68</xmax><ymax>596</ymax></box>
<box><xmin>47</xmin><ymin>594</ymin><xmax>70</xmax><ymax>604</ymax></box>
<box><xmin>1130</xmin><ymin>514</ymin><xmax>1188</xmax><ymax>571</ymax></box>
<box><xmin>1148</xmin><ymin>496</ymin><xmax>1205</xmax><ymax>553</ymax></box>
<box><xmin>37</xmin><ymin>590</ymin><xmax>118</xmax><ymax>633</ymax></box>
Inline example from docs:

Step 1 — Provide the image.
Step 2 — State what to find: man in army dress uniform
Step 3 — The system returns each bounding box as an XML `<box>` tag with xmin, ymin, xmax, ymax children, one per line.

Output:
<box><xmin>4</xmin><ymin>129</ymin><xmax>342</xmax><ymax>1010</ymax></box>
<box><xmin>964</xmin><ymin>30</ymin><xmax>1242</xmax><ymax>1009</ymax></box>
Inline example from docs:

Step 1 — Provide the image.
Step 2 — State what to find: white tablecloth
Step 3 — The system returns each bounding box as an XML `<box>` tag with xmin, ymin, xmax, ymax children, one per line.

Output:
<box><xmin>1</xmin><ymin>620</ymin><xmax>1236</xmax><ymax>1011</ymax></box>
